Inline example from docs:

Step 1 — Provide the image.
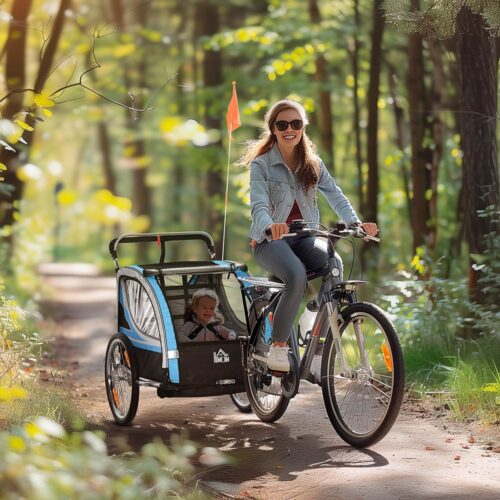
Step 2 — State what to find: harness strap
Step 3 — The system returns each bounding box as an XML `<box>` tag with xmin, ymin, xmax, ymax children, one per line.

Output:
<box><xmin>206</xmin><ymin>323</ymin><xmax>225</xmax><ymax>340</ymax></box>
<box><xmin>187</xmin><ymin>322</ymin><xmax>225</xmax><ymax>341</ymax></box>
<box><xmin>187</xmin><ymin>324</ymin><xmax>204</xmax><ymax>340</ymax></box>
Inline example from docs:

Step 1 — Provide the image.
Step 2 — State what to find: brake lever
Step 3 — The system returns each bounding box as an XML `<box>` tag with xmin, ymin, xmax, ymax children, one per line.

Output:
<box><xmin>344</xmin><ymin>223</ymin><xmax>377</xmax><ymax>242</ymax></box>
<box><xmin>352</xmin><ymin>228</ymin><xmax>380</xmax><ymax>243</ymax></box>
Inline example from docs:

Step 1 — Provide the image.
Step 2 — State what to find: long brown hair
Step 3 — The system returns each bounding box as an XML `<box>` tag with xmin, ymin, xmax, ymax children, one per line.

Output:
<box><xmin>239</xmin><ymin>99</ymin><xmax>319</xmax><ymax>191</ymax></box>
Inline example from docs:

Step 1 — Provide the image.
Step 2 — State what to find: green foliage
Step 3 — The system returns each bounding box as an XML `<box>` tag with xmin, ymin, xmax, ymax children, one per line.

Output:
<box><xmin>383</xmin><ymin>0</ymin><xmax>500</xmax><ymax>37</ymax></box>
<box><xmin>1</xmin><ymin>386</ymin><xmax>83</xmax><ymax>431</ymax></box>
<box><xmin>382</xmin><ymin>250</ymin><xmax>499</xmax><ymax>422</ymax></box>
<box><xmin>0</xmin><ymin>418</ymin><xmax>209</xmax><ymax>499</ymax></box>
<box><xmin>471</xmin><ymin>206</ymin><xmax>500</xmax><ymax>338</ymax></box>
<box><xmin>0</xmin><ymin>279</ymin><xmax>45</xmax><ymax>382</ymax></box>
<box><xmin>447</xmin><ymin>356</ymin><xmax>500</xmax><ymax>423</ymax></box>
<box><xmin>0</xmin><ymin>277</ymin><xmax>62</xmax><ymax>430</ymax></box>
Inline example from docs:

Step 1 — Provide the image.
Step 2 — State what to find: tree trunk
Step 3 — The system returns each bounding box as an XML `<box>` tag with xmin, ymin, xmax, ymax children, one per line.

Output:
<box><xmin>428</xmin><ymin>38</ymin><xmax>445</xmax><ymax>256</ymax></box>
<box><xmin>110</xmin><ymin>0</ymin><xmax>152</xmax><ymax>261</ymax></box>
<box><xmin>352</xmin><ymin>0</ymin><xmax>363</xmax><ymax>212</ymax></box>
<box><xmin>0</xmin><ymin>0</ymin><xmax>32</xmax><ymax>232</ymax></box>
<box><xmin>2</xmin><ymin>0</ymin><xmax>32</xmax><ymax>118</ymax></box>
<box><xmin>170</xmin><ymin>4</ymin><xmax>190</xmax><ymax>261</ymax></box>
<box><xmin>196</xmin><ymin>0</ymin><xmax>224</xmax><ymax>258</ymax></box>
<box><xmin>97</xmin><ymin>122</ymin><xmax>116</xmax><ymax>194</ymax></box>
<box><xmin>365</xmin><ymin>0</ymin><xmax>384</xmax><ymax>226</ymax></box>
<box><xmin>387</xmin><ymin>64</ymin><xmax>412</xmax><ymax>225</ymax></box>
<box><xmin>81</xmin><ymin>11</ymin><xmax>117</xmax><ymax>198</ymax></box>
<box><xmin>456</xmin><ymin>6</ymin><xmax>499</xmax><ymax>304</ymax></box>
<box><xmin>33</xmin><ymin>0</ymin><xmax>71</xmax><ymax>93</ymax></box>
<box><xmin>130</xmin><ymin>0</ymin><xmax>151</xmax><ymax>237</ymax></box>
<box><xmin>407</xmin><ymin>0</ymin><xmax>432</xmax><ymax>255</ymax></box>
<box><xmin>308</xmin><ymin>0</ymin><xmax>334</xmax><ymax>173</ymax></box>
<box><xmin>0</xmin><ymin>0</ymin><xmax>69</xmax><ymax>231</ymax></box>
<box><xmin>363</xmin><ymin>0</ymin><xmax>384</xmax><ymax>271</ymax></box>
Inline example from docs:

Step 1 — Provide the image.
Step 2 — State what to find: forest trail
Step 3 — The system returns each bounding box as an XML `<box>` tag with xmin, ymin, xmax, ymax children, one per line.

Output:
<box><xmin>39</xmin><ymin>265</ymin><xmax>500</xmax><ymax>500</ymax></box>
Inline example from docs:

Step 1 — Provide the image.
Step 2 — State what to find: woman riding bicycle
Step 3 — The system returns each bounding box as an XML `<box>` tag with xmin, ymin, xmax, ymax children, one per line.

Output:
<box><xmin>240</xmin><ymin>98</ymin><xmax>378</xmax><ymax>372</ymax></box>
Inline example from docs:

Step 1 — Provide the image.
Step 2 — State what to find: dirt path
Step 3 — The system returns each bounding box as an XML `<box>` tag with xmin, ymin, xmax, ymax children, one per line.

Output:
<box><xmin>39</xmin><ymin>266</ymin><xmax>500</xmax><ymax>499</ymax></box>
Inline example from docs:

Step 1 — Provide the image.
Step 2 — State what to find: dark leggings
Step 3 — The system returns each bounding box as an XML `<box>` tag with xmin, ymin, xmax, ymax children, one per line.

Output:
<box><xmin>253</xmin><ymin>235</ymin><xmax>343</xmax><ymax>343</ymax></box>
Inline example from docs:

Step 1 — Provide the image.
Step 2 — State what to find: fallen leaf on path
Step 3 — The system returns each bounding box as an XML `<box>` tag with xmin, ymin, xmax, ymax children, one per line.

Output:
<box><xmin>445</xmin><ymin>438</ymin><xmax>453</xmax><ymax>443</ymax></box>
<box><xmin>424</xmin><ymin>446</ymin><xmax>435</xmax><ymax>451</ymax></box>
<box><xmin>454</xmin><ymin>455</ymin><xmax>461</xmax><ymax>461</ymax></box>
<box><xmin>468</xmin><ymin>436</ymin><xmax>476</xmax><ymax>444</ymax></box>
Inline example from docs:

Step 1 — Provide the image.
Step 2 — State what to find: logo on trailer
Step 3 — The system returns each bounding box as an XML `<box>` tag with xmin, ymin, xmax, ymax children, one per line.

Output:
<box><xmin>213</xmin><ymin>349</ymin><xmax>230</xmax><ymax>363</ymax></box>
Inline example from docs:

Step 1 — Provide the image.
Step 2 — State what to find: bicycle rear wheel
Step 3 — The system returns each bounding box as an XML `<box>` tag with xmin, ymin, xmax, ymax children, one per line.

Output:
<box><xmin>321</xmin><ymin>302</ymin><xmax>404</xmax><ymax>447</ymax></box>
<box><xmin>244</xmin><ymin>298</ymin><xmax>291</xmax><ymax>422</ymax></box>
<box><xmin>229</xmin><ymin>392</ymin><xmax>252</xmax><ymax>413</ymax></box>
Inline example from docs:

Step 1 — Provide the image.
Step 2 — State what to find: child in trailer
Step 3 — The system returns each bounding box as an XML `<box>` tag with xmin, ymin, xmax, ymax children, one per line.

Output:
<box><xmin>179</xmin><ymin>289</ymin><xmax>237</xmax><ymax>342</ymax></box>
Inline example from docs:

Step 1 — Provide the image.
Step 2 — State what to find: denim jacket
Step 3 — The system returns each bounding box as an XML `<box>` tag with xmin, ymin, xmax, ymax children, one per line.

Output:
<box><xmin>249</xmin><ymin>143</ymin><xmax>361</xmax><ymax>243</ymax></box>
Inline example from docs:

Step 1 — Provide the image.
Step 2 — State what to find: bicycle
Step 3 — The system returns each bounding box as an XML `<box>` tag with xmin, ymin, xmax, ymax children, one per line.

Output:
<box><xmin>238</xmin><ymin>220</ymin><xmax>405</xmax><ymax>448</ymax></box>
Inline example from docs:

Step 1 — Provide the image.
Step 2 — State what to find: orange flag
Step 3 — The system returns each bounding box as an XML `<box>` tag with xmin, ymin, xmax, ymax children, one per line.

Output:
<box><xmin>226</xmin><ymin>81</ymin><xmax>241</xmax><ymax>138</ymax></box>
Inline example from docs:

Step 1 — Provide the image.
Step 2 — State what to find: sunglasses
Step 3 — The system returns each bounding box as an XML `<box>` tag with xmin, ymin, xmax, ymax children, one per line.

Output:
<box><xmin>274</xmin><ymin>119</ymin><xmax>303</xmax><ymax>131</ymax></box>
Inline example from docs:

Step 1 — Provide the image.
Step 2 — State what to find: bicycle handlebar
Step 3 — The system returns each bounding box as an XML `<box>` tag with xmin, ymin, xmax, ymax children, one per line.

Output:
<box><xmin>265</xmin><ymin>221</ymin><xmax>380</xmax><ymax>243</ymax></box>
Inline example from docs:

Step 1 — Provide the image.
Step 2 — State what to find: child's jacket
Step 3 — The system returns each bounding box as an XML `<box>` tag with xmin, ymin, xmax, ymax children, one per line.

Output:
<box><xmin>179</xmin><ymin>315</ymin><xmax>237</xmax><ymax>342</ymax></box>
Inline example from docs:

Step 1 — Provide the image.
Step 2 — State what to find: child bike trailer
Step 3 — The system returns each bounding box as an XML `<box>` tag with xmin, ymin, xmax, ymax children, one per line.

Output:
<box><xmin>105</xmin><ymin>231</ymin><xmax>250</xmax><ymax>424</ymax></box>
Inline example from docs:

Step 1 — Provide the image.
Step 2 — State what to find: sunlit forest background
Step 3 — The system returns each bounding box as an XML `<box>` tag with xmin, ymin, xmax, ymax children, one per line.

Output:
<box><xmin>0</xmin><ymin>0</ymin><xmax>496</xmax><ymax>277</ymax></box>
<box><xmin>0</xmin><ymin>0</ymin><xmax>498</xmax><ymax>495</ymax></box>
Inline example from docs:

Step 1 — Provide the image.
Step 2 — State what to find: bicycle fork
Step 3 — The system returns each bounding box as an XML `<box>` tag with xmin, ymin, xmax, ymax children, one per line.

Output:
<box><xmin>326</xmin><ymin>302</ymin><xmax>369</xmax><ymax>377</ymax></box>
<box><xmin>326</xmin><ymin>302</ymin><xmax>350</xmax><ymax>376</ymax></box>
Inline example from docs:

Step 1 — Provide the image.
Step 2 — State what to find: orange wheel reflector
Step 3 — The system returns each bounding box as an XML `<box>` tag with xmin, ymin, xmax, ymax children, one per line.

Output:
<box><xmin>268</xmin><ymin>312</ymin><xmax>274</xmax><ymax>325</ymax></box>
<box><xmin>381</xmin><ymin>343</ymin><xmax>393</xmax><ymax>372</ymax></box>
<box><xmin>123</xmin><ymin>350</ymin><xmax>131</xmax><ymax>368</ymax></box>
<box><xmin>112</xmin><ymin>387</ymin><xmax>120</xmax><ymax>407</ymax></box>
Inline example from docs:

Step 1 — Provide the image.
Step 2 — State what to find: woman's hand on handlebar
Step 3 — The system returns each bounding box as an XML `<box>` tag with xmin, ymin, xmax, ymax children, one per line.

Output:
<box><xmin>361</xmin><ymin>222</ymin><xmax>378</xmax><ymax>237</ymax></box>
<box><xmin>267</xmin><ymin>223</ymin><xmax>289</xmax><ymax>240</ymax></box>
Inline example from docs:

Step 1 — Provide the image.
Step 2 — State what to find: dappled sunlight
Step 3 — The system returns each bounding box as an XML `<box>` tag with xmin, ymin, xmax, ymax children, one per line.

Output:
<box><xmin>0</xmin><ymin>0</ymin><xmax>498</xmax><ymax>497</ymax></box>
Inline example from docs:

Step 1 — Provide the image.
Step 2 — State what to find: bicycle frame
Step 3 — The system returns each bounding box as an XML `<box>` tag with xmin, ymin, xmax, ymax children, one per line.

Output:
<box><xmin>239</xmin><ymin>224</ymin><xmax>374</xmax><ymax>388</ymax></box>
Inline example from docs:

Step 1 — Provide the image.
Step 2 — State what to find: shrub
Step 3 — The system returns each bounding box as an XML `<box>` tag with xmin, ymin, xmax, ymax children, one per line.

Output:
<box><xmin>0</xmin><ymin>416</ymin><xmax>210</xmax><ymax>499</ymax></box>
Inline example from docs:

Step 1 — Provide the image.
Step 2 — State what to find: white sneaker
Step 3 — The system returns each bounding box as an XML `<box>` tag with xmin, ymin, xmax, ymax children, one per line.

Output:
<box><xmin>267</xmin><ymin>345</ymin><xmax>290</xmax><ymax>372</ymax></box>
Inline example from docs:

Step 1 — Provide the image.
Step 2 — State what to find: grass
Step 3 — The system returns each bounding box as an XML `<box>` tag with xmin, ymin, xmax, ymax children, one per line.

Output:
<box><xmin>0</xmin><ymin>381</ymin><xmax>84</xmax><ymax>431</ymax></box>
<box><xmin>403</xmin><ymin>338</ymin><xmax>500</xmax><ymax>424</ymax></box>
<box><xmin>447</xmin><ymin>358</ymin><xmax>500</xmax><ymax>423</ymax></box>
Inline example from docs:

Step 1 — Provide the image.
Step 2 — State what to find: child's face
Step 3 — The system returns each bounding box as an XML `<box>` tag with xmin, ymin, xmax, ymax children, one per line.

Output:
<box><xmin>193</xmin><ymin>297</ymin><xmax>216</xmax><ymax>324</ymax></box>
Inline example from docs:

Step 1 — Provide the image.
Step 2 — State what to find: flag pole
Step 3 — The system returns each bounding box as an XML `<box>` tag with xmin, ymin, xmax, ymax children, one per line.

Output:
<box><xmin>221</xmin><ymin>126</ymin><xmax>232</xmax><ymax>261</ymax></box>
<box><xmin>222</xmin><ymin>81</ymin><xmax>241</xmax><ymax>261</ymax></box>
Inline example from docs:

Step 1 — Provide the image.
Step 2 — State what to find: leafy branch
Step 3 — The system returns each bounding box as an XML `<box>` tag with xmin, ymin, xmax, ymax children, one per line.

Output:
<box><xmin>0</xmin><ymin>26</ymin><xmax>176</xmax><ymax>113</ymax></box>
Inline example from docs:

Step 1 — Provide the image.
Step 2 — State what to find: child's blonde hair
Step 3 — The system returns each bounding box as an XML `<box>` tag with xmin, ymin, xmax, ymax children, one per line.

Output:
<box><xmin>186</xmin><ymin>289</ymin><xmax>224</xmax><ymax>323</ymax></box>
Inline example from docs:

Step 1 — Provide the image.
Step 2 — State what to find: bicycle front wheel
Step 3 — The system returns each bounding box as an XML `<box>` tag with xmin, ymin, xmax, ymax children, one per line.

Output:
<box><xmin>321</xmin><ymin>302</ymin><xmax>404</xmax><ymax>447</ymax></box>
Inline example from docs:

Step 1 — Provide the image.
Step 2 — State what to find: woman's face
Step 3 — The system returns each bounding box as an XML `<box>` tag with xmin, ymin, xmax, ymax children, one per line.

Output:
<box><xmin>272</xmin><ymin>107</ymin><xmax>304</xmax><ymax>150</ymax></box>
<box><xmin>193</xmin><ymin>297</ymin><xmax>216</xmax><ymax>325</ymax></box>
